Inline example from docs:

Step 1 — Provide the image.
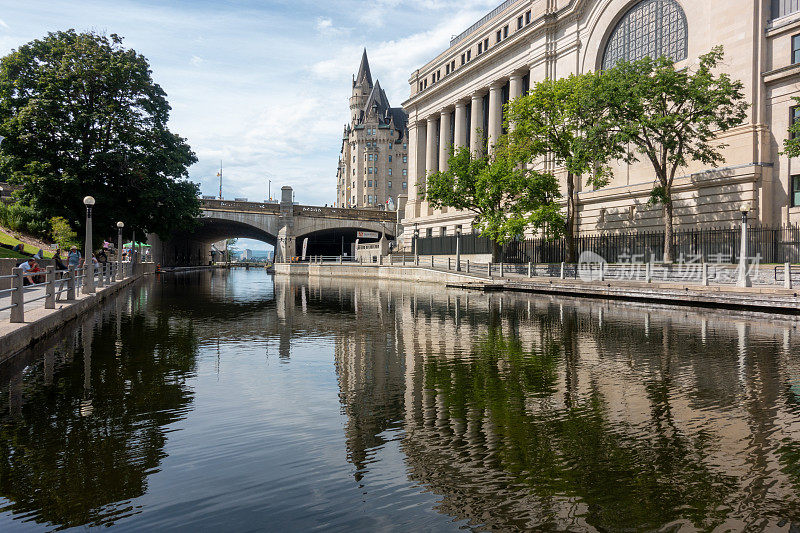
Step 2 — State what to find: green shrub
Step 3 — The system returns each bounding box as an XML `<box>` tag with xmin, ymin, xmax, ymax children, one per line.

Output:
<box><xmin>0</xmin><ymin>202</ymin><xmax>50</xmax><ymax>239</ymax></box>
<box><xmin>50</xmin><ymin>216</ymin><xmax>79</xmax><ymax>249</ymax></box>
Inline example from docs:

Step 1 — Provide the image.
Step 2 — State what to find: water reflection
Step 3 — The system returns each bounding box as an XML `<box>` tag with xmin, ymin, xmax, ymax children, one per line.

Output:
<box><xmin>0</xmin><ymin>284</ymin><xmax>198</xmax><ymax>529</ymax></box>
<box><xmin>0</xmin><ymin>271</ymin><xmax>798</xmax><ymax>531</ymax></box>
<box><xmin>309</xmin><ymin>277</ymin><xmax>800</xmax><ymax>531</ymax></box>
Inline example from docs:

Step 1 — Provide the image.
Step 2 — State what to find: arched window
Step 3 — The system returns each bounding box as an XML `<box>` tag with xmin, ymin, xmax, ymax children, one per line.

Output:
<box><xmin>602</xmin><ymin>0</ymin><xmax>687</xmax><ymax>70</ymax></box>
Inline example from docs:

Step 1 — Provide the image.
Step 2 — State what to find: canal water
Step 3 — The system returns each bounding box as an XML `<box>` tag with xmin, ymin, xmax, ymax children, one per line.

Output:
<box><xmin>0</xmin><ymin>269</ymin><xmax>799</xmax><ymax>532</ymax></box>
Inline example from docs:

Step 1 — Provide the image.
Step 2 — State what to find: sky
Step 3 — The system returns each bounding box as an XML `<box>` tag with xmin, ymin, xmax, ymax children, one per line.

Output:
<box><xmin>0</xmin><ymin>0</ymin><xmax>501</xmax><ymax>250</ymax></box>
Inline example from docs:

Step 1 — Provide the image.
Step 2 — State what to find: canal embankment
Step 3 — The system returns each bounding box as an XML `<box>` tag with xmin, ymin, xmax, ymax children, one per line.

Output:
<box><xmin>0</xmin><ymin>263</ymin><xmax>157</xmax><ymax>361</ymax></box>
<box><xmin>277</xmin><ymin>262</ymin><xmax>800</xmax><ymax>316</ymax></box>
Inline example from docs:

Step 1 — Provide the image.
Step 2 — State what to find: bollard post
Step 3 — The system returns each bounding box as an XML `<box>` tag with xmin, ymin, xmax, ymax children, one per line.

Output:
<box><xmin>67</xmin><ymin>266</ymin><xmax>76</xmax><ymax>300</ymax></box>
<box><xmin>528</xmin><ymin>262</ymin><xmax>532</xmax><ymax>278</ymax></box>
<box><xmin>646</xmin><ymin>262</ymin><xmax>652</xmax><ymax>284</ymax></box>
<box><xmin>10</xmin><ymin>268</ymin><xmax>24</xmax><ymax>323</ymax></box>
<box><xmin>500</xmin><ymin>262</ymin><xmax>504</xmax><ymax>277</ymax></box>
<box><xmin>431</xmin><ymin>255</ymin><xmax>434</xmax><ymax>268</ymax></box>
<box><xmin>702</xmin><ymin>262</ymin><xmax>709</xmax><ymax>286</ymax></box>
<box><xmin>785</xmin><ymin>263</ymin><xmax>793</xmax><ymax>290</ymax></box>
<box><xmin>339</xmin><ymin>255</ymin><xmax>343</xmax><ymax>264</ymax></box>
<box><xmin>448</xmin><ymin>258</ymin><xmax>451</xmax><ymax>270</ymax></box>
<box><xmin>466</xmin><ymin>259</ymin><xmax>470</xmax><ymax>273</ymax></box>
<box><xmin>488</xmin><ymin>261</ymin><xmax>492</xmax><ymax>278</ymax></box>
<box><xmin>560</xmin><ymin>262</ymin><xmax>565</xmax><ymax>280</ymax></box>
<box><xmin>599</xmin><ymin>263</ymin><xmax>605</xmax><ymax>282</ymax></box>
<box><xmin>45</xmin><ymin>266</ymin><xmax>55</xmax><ymax>309</ymax></box>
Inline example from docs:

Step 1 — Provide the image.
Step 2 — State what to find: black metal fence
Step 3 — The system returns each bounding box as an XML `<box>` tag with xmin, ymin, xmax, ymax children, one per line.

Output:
<box><xmin>414</xmin><ymin>225</ymin><xmax>800</xmax><ymax>264</ymax></box>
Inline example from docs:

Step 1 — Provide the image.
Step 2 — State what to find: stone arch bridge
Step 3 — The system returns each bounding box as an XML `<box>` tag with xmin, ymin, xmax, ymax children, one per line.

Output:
<box><xmin>150</xmin><ymin>187</ymin><xmax>401</xmax><ymax>266</ymax></box>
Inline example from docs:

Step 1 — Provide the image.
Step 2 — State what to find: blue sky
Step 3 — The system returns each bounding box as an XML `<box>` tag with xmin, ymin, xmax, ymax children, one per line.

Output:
<box><xmin>0</xmin><ymin>0</ymin><xmax>500</xmax><ymax>249</ymax></box>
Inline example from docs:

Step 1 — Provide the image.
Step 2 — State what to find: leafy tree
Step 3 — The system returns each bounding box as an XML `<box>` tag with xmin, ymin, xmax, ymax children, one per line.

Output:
<box><xmin>783</xmin><ymin>98</ymin><xmax>800</xmax><ymax>157</ymax></box>
<box><xmin>604</xmin><ymin>46</ymin><xmax>747</xmax><ymax>262</ymax></box>
<box><xmin>0</xmin><ymin>30</ymin><xmax>200</xmax><ymax>246</ymax></box>
<box><xmin>504</xmin><ymin>72</ymin><xmax>625</xmax><ymax>262</ymax></box>
<box><xmin>424</xmin><ymin>144</ymin><xmax>563</xmax><ymax>259</ymax></box>
<box><xmin>49</xmin><ymin>216</ymin><xmax>79</xmax><ymax>249</ymax></box>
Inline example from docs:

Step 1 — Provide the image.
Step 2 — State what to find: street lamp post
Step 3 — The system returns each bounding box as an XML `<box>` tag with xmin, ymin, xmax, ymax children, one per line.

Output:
<box><xmin>456</xmin><ymin>226</ymin><xmax>462</xmax><ymax>271</ymax></box>
<box><xmin>116</xmin><ymin>222</ymin><xmax>124</xmax><ymax>280</ymax></box>
<box><xmin>737</xmin><ymin>201</ymin><xmax>754</xmax><ymax>288</ymax></box>
<box><xmin>83</xmin><ymin>196</ymin><xmax>96</xmax><ymax>293</ymax></box>
<box><xmin>413</xmin><ymin>223</ymin><xmax>419</xmax><ymax>266</ymax></box>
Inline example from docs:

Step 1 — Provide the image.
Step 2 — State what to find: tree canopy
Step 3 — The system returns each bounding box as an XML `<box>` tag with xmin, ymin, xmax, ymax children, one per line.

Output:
<box><xmin>0</xmin><ymin>30</ymin><xmax>200</xmax><ymax>243</ymax></box>
<box><xmin>504</xmin><ymin>72</ymin><xmax>625</xmax><ymax>262</ymax></box>
<box><xmin>424</xmin><ymin>144</ymin><xmax>563</xmax><ymax>246</ymax></box>
<box><xmin>603</xmin><ymin>46</ymin><xmax>747</xmax><ymax>262</ymax></box>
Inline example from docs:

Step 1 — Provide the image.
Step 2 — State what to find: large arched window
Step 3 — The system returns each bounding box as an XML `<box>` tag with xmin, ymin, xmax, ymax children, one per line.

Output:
<box><xmin>602</xmin><ymin>0</ymin><xmax>687</xmax><ymax>70</ymax></box>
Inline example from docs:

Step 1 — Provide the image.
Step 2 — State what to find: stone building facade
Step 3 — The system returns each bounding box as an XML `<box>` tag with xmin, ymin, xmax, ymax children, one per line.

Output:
<box><xmin>400</xmin><ymin>0</ymin><xmax>800</xmax><ymax>243</ymax></box>
<box><xmin>336</xmin><ymin>51</ymin><xmax>409</xmax><ymax>210</ymax></box>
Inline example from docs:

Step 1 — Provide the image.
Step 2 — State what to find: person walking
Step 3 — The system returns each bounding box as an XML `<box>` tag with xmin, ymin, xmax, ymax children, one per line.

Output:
<box><xmin>67</xmin><ymin>246</ymin><xmax>82</xmax><ymax>268</ymax></box>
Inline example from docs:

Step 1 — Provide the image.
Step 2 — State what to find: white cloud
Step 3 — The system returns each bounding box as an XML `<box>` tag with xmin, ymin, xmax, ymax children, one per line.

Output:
<box><xmin>189</xmin><ymin>55</ymin><xmax>204</xmax><ymax>66</ymax></box>
<box><xmin>0</xmin><ymin>19</ymin><xmax>9</xmax><ymax>30</ymax></box>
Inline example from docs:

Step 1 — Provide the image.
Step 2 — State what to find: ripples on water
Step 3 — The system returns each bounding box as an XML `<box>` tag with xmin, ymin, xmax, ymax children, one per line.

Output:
<box><xmin>0</xmin><ymin>269</ymin><xmax>798</xmax><ymax>531</ymax></box>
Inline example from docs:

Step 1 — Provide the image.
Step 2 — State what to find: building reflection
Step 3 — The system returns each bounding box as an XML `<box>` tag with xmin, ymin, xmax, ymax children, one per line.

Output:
<box><xmin>315</xmin><ymin>277</ymin><xmax>800</xmax><ymax>531</ymax></box>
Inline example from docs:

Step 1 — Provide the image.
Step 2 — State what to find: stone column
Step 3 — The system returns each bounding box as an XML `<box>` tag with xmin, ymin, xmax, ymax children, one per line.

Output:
<box><xmin>509</xmin><ymin>74</ymin><xmax>524</xmax><ymax>100</ymax></box>
<box><xmin>425</xmin><ymin>116</ymin><xmax>438</xmax><ymax>176</ymax></box>
<box><xmin>470</xmin><ymin>92</ymin><xmax>484</xmax><ymax>156</ymax></box>
<box><xmin>454</xmin><ymin>101</ymin><xmax>468</xmax><ymax>149</ymax></box>
<box><xmin>424</xmin><ymin>116</ymin><xmax>438</xmax><ymax>216</ymax></box>
<box><xmin>406</xmin><ymin>120</ymin><xmax>427</xmax><ymax>219</ymax></box>
<box><xmin>439</xmin><ymin>109</ymin><xmax>452</xmax><ymax>172</ymax></box>
<box><xmin>487</xmin><ymin>82</ymin><xmax>504</xmax><ymax>153</ymax></box>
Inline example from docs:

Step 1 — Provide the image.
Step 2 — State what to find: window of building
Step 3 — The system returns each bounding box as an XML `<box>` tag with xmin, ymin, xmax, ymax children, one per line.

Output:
<box><xmin>478</xmin><ymin>42</ymin><xmax>483</xmax><ymax>54</ymax></box>
<box><xmin>496</xmin><ymin>30</ymin><xmax>501</xmax><ymax>43</ymax></box>
<box><xmin>526</xmin><ymin>10</ymin><xmax>531</xmax><ymax>24</ymax></box>
<box><xmin>368</xmin><ymin>154</ymin><xmax>373</xmax><ymax>161</ymax></box>
<box><xmin>402</xmin><ymin>169</ymin><xmax>407</xmax><ymax>176</ymax></box>
<box><xmin>503</xmin><ymin>26</ymin><xmax>508</xmax><ymax>39</ymax></box>
<box><xmin>517</xmin><ymin>15</ymin><xmax>523</xmax><ymax>29</ymax></box>
<box><xmin>388</xmin><ymin>155</ymin><xmax>392</xmax><ymax>162</ymax></box>
<box><xmin>793</xmin><ymin>175</ymin><xmax>800</xmax><ymax>207</ymax></box>
<box><xmin>446</xmin><ymin>63</ymin><xmax>450</xmax><ymax>75</ymax></box>
<box><xmin>426</xmin><ymin>228</ymin><xmax>432</xmax><ymax>238</ymax></box>
<box><xmin>388</xmin><ymin>180</ymin><xmax>392</xmax><ymax>188</ymax></box>
<box><xmin>792</xmin><ymin>106</ymin><xmax>800</xmax><ymax>138</ymax></box>
<box><xmin>437</xmin><ymin>70</ymin><xmax>441</xmax><ymax>81</ymax></box>
<box><xmin>403</xmin><ymin>156</ymin><xmax>407</xmax><ymax>163</ymax></box>
<box><xmin>467</xmin><ymin>50</ymin><xmax>471</xmax><ymax>61</ymax></box>
<box><xmin>794</xmin><ymin>34</ymin><xmax>800</xmax><ymax>64</ymax></box>
<box><xmin>368</xmin><ymin>167</ymin><xmax>373</xmax><ymax>174</ymax></box>
<box><xmin>461</xmin><ymin>53</ymin><xmax>465</xmax><ymax>65</ymax></box>
<box><xmin>402</xmin><ymin>181</ymin><xmax>407</xmax><ymax>189</ymax></box>
<box><xmin>403</xmin><ymin>143</ymin><xmax>407</xmax><ymax>149</ymax></box>
<box><xmin>368</xmin><ymin>180</ymin><xmax>373</xmax><ymax>187</ymax></box>
<box><xmin>388</xmin><ymin>168</ymin><xmax>392</xmax><ymax>175</ymax></box>
<box><xmin>352</xmin><ymin>156</ymin><xmax>355</xmax><ymax>162</ymax></box>
<box><xmin>364</xmin><ymin>195</ymin><xmax>367</xmax><ymax>203</ymax></box>
<box><xmin>451</xmin><ymin>59</ymin><xmax>456</xmax><ymax>72</ymax></box>
<box><xmin>602</xmin><ymin>0</ymin><xmax>687</xmax><ymax>70</ymax></box>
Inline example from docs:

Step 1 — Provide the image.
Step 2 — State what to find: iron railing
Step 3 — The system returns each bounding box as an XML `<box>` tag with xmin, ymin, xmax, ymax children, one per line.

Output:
<box><xmin>414</xmin><ymin>225</ymin><xmax>800</xmax><ymax>264</ymax></box>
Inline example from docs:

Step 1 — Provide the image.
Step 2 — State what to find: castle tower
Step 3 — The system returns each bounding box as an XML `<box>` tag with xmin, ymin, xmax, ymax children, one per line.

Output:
<box><xmin>336</xmin><ymin>51</ymin><xmax>409</xmax><ymax>209</ymax></box>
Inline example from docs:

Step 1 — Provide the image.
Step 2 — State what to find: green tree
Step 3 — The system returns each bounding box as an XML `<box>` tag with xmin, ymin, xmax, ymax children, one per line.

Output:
<box><xmin>504</xmin><ymin>72</ymin><xmax>625</xmax><ymax>263</ymax></box>
<box><xmin>604</xmin><ymin>46</ymin><xmax>747</xmax><ymax>262</ymax></box>
<box><xmin>0</xmin><ymin>30</ymin><xmax>200</xmax><ymax>245</ymax></box>
<box><xmin>424</xmin><ymin>144</ymin><xmax>563</xmax><ymax>259</ymax></box>
<box><xmin>49</xmin><ymin>216</ymin><xmax>79</xmax><ymax>249</ymax></box>
<box><xmin>783</xmin><ymin>98</ymin><xmax>800</xmax><ymax>157</ymax></box>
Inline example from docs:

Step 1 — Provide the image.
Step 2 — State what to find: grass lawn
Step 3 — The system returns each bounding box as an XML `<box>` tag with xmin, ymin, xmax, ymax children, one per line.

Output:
<box><xmin>0</xmin><ymin>228</ymin><xmax>54</xmax><ymax>258</ymax></box>
<box><xmin>0</xmin><ymin>247</ymin><xmax>28</xmax><ymax>259</ymax></box>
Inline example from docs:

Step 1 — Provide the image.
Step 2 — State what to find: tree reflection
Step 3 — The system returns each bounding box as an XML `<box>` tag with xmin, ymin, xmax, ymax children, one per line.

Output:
<box><xmin>0</xmin><ymin>302</ymin><xmax>198</xmax><ymax>529</ymax></box>
<box><xmin>403</xmin><ymin>316</ymin><xmax>737</xmax><ymax>531</ymax></box>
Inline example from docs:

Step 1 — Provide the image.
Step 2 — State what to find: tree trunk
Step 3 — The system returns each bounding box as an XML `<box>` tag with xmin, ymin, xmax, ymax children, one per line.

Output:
<box><xmin>492</xmin><ymin>240</ymin><xmax>502</xmax><ymax>262</ymax></box>
<box><xmin>565</xmin><ymin>172</ymin><xmax>576</xmax><ymax>263</ymax></box>
<box><xmin>663</xmin><ymin>200</ymin><xmax>674</xmax><ymax>263</ymax></box>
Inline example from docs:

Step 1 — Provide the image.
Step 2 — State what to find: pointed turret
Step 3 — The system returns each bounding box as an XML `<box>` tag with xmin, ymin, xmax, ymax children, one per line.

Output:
<box><xmin>354</xmin><ymin>49</ymin><xmax>373</xmax><ymax>89</ymax></box>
